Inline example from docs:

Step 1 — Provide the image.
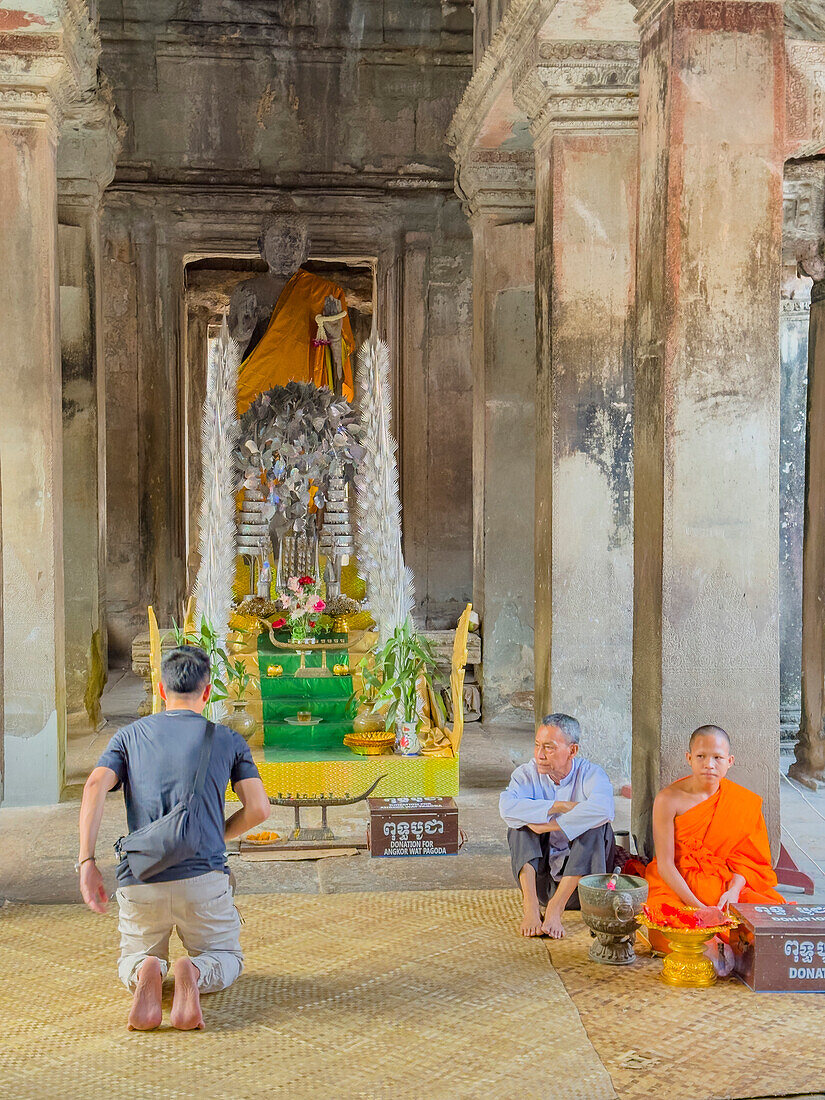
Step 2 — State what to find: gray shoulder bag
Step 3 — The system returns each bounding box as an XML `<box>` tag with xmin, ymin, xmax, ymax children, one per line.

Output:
<box><xmin>114</xmin><ymin>719</ymin><xmax>216</xmax><ymax>882</ymax></box>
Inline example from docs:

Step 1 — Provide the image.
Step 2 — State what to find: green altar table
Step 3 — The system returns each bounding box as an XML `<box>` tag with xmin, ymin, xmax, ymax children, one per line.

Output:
<box><xmin>257</xmin><ymin>630</ymin><xmax>356</xmax><ymax>752</ymax></box>
<box><xmin>235</xmin><ymin>628</ymin><xmax>459</xmax><ymax>801</ymax></box>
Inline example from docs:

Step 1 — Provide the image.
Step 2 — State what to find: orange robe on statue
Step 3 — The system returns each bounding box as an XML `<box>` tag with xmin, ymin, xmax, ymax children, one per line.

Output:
<box><xmin>236</xmin><ymin>268</ymin><xmax>355</xmax><ymax>414</ymax></box>
<box><xmin>645</xmin><ymin>778</ymin><xmax>785</xmax><ymax>908</ymax></box>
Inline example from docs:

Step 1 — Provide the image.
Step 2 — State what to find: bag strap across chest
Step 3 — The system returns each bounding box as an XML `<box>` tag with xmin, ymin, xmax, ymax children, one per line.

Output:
<box><xmin>193</xmin><ymin>720</ymin><xmax>216</xmax><ymax>799</ymax></box>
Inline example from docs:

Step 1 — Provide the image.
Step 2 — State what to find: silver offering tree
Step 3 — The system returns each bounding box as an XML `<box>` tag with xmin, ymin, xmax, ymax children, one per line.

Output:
<box><xmin>236</xmin><ymin>483</ymin><xmax>271</xmax><ymax>594</ymax></box>
<box><xmin>319</xmin><ymin>458</ymin><xmax>353</xmax><ymax>597</ymax></box>
<box><xmin>234</xmin><ymin>381</ymin><xmax>363</xmax><ymax>580</ymax></box>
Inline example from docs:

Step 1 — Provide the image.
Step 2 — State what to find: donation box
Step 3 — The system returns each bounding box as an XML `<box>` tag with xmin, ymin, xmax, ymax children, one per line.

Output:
<box><xmin>368</xmin><ymin>797</ymin><xmax>460</xmax><ymax>857</ymax></box>
<box><xmin>729</xmin><ymin>903</ymin><xmax>825</xmax><ymax>992</ymax></box>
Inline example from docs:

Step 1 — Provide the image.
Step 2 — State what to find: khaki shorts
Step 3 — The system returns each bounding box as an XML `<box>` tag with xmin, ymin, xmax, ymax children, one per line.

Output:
<box><xmin>116</xmin><ymin>870</ymin><xmax>243</xmax><ymax>993</ymax></box>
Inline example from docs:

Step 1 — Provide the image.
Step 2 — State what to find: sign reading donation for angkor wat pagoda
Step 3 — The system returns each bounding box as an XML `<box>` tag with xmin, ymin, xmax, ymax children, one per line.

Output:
<box><xmin>730</xmin><ymin>904</ymin><xmax>825</xmax><ymax>991</ymax></box>
<box><xmin>367</xmin><ymin>798</ymin><xmax>461</xmax><ymax>858</ymax></box>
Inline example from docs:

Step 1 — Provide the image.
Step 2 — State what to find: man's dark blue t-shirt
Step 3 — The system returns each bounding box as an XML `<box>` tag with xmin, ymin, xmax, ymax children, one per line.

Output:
<box><xmin>97</xmin><ymin>709</ymin><xmax>260</xmax><ymax>886</ymax></box>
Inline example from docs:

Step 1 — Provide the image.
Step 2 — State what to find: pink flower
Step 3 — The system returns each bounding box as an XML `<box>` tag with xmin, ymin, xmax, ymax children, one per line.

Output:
<box><xmin>287</xmin><ymin>576</ymin><xmax>301</xmax><ymax>594</ymax></box>
<box><xmin>313</xmin><ymin>599</ymin><xmax>326</xmax><ymax>612</ymax></box>
<box><xmin>279</xmin><ymin>595</ymin><xmax>290</xmax><ymax>609</ymax></box>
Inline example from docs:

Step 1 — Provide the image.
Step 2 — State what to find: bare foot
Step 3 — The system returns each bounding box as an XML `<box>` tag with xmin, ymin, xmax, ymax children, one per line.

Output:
<box><xmin>521</xmin><ymin>898</ymin><xmax>544</xmax><ymax>937</ymax></box>
<box><xmin>127</xmin><ymin>956</ymin><xmax>163</xmax><ymax>1031</ymax></box>
<box><xmin>170</xmin><ymin>958</ymin><xmax>204</xmax><ymax>1031</ymax></box>
<box><xmin>706</xmin><ymin>937</ymin><xmax>735</xmax><ymax>978</ymax></box>
<box><xmin>541</xmin><ymin>908</ymin><xmax>565</xmax><ymax>939</ymax></box>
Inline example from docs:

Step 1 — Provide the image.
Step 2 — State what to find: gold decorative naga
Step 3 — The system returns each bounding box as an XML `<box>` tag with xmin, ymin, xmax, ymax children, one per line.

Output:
<box><xmin>419</xmin><ymin>602</ymin><xmax>472</xmax><ymax>757</ymax></box>
<box><xmin>148</xmin><ymin>605</ymin><xmax>163</xmax><ymax>715</ymax></box>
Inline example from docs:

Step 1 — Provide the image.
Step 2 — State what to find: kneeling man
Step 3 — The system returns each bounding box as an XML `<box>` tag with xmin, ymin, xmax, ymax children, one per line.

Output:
<box><xmin>645</xmin><ymin>725</ymin><xmax>784</xmax><ymax>912</ymax></box>
<box><xmin>78</xmin><ymin>646</ymin><xmax>270</xmax><ymax>1031</ymax></box>
<box><xmin>500</xmin><ymin>714</ymin><xmax>615</xmax><ymax>939</ymax></box>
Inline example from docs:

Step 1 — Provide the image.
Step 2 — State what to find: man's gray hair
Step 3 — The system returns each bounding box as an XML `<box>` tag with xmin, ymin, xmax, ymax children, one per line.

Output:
<box><xmin>540</xmin><ymin>713</ymin><xmax>581</xmax><ymax>745</ymax></box>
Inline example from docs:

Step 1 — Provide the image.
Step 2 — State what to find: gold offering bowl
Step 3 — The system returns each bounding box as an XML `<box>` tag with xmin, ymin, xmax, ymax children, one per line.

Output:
<box><xmin>343</xmin><ymin>730</ymin><xmax>395</xmax><ymax>756</ymax></box>
<box><xmin>639</xmin><ymin>919</ymin><xmax>734</xmax><ymax>988</ymax></box>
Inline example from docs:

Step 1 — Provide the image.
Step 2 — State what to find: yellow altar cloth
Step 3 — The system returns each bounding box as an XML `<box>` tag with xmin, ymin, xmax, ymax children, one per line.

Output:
<box><xmin>237</xmin><ymin>269</ymin><xmax>355</xmax><ymax>413</ymax></box>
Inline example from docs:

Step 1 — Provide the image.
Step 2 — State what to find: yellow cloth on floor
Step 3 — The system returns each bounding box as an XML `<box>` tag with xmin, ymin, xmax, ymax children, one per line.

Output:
<box><xmin>237</xmin><ymin>269</ymin><xmax>355</xmax><ymax>413</ymax></box>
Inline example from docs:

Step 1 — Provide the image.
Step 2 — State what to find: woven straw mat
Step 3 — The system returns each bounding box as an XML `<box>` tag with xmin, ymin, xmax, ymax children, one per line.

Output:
<box><xmin>546</xmin><ymin>915</ymin><xmax>825</xmax><ymax>1100</ymax></box>
<box><xmin>0</xmin><ymin>889</ymin><xmax>614</xmax><ymax>1100</ymax></box>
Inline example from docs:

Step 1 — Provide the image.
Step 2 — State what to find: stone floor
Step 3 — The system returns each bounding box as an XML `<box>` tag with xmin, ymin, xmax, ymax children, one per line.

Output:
<box><xmin>3</xmin><ymin>671</ymin><xmax>824</xmax><ymax>910</ymax></box>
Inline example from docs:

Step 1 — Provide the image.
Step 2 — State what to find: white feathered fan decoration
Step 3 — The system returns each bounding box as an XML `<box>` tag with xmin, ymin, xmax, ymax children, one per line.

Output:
<box><xmin>354</xmin><ymin>333</ymin><xmax>415</xmax><ymax>645</ymax></box>
<box><xmin>195</xmin><ymin>318</ymin><xmax>241</xmax><ymax>711</ymax></box>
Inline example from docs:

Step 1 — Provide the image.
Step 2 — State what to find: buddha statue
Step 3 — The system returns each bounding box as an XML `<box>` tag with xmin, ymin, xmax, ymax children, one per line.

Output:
<box><xmin>229</xmin><ymin>214</ymin><xmax>355</xmax><ymax>412</ymax></box>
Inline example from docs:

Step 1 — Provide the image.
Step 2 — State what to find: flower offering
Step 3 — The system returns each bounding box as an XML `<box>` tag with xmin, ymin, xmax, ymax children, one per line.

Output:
<box><xmin>275</xmin><ymin>575</ymin><xmax>326</xmax><ymax>642</ymax></box>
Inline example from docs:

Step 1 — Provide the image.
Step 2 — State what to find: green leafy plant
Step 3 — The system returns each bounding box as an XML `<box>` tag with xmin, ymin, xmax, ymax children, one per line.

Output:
<box><xmin>225</xmin><ymin>657</ymin><xmax>258</xmax><ymax>703</ymax></box>
<box><xmin>166</xmin><ymin>616</ymin><xmax>230</xmax><ymax>716</ymax></box>
<box><xmin>353</xmin><ymin>618</ymin><xmax>439</xmax><ymax>731</ymax></box>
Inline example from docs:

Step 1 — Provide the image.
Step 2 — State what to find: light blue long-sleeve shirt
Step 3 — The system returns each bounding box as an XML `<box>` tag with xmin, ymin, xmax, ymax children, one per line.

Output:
<box><xmin>499</xmin><ymin>755</ymin><xmax>614</xmax><ymax>872</ymax></box>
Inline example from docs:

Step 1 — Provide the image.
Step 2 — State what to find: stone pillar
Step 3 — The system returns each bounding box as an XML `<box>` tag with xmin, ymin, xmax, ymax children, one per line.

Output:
<box><xmin>631</xmin><ymin>0</ymin><xmax>785</xmax><ymax>853</ymax></box>
<box><xmin>58</xmin><ymin>97</ymin><xmax>121</xmax><ymax>735</ymax></box>
<box><xmin>0</xmin><ymin>48</ymin><xmax>67</xmax><ymax>804</ymax></box>
<box><xmin>793</xmin><ymin>268</ymin><xmax>825</xmax><ymax>784</ymax></box>
<box><xmin>516</xmin><ymin>44</ymin><xmax>639</xmax><ymax>782</ymax></box>
<box><xmin>778</xmin><ymin>290</ymin><xmax>810</xmax><ymax>741</ymax></box>
<box><xmin>462</xmin><ymin>156</ymin><xmax>536</xmax><ymax>719</ymax></box>
<box><xmin>184</xmin><ymin>306</ymin><xmax>211</xmax><ymax>593</ymax></box>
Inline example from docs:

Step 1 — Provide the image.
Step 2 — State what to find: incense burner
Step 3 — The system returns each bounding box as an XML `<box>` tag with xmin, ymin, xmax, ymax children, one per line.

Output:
<box><xmin>578</xmin><ymin>873</ymin><xmax>649</xmax><ymax>965</ymax></box>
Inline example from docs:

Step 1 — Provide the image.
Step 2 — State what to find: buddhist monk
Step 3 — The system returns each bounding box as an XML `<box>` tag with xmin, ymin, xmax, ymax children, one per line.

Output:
<box><xmin>645</xmin><ymin>725</ymin><xmax>784</xmax><ymax>964</ymax></box>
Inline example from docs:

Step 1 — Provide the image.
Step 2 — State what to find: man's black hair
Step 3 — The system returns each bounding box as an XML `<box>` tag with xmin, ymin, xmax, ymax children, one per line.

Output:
<box><xmin>160</xmin><ymin>646</ymin><xmax>211</xmax><ymax>696</ymax></box>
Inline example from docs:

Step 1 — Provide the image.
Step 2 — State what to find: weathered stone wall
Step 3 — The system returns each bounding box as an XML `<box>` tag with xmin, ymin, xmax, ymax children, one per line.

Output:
<box><xmin>97</xmin><ymin>1</ymin><xmax>475</xmax><ymax>658</ymax></box>
<box><xmin>99</xmin><ymin>0</ymin><xmax>472</xmax><ymax>186</ymax></box>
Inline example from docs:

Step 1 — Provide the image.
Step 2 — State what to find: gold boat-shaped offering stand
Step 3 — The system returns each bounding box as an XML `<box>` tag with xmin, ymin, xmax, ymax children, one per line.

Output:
<box><xmin>266</xmin><ymin>627</ymin><xmax>365</xmax><ymax>678</ymax></box>
<box><xmin>639</xmin><ymin>917</ymin><xmax>736</xmax><ymax>988</ymax></box>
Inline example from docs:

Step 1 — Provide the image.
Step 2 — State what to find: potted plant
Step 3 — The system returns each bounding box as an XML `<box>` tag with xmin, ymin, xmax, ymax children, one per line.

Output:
<box><xmin>350</xmin><ymin>654</ymin><xmax>390</xmax><ymax>736</ymax></box>
<box><xmin>355</xmin><ymin>619</ymin><xmax>439</xmax><ymax>755</ymax></box>
<box><xmin>223</xmin><ymin>657</ymin><xmax>259</xmax><ymax>742</ymax></box>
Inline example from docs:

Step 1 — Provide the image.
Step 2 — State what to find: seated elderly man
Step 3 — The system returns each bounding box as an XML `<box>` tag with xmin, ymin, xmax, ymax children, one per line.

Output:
<box><xmin>500</xmin><ymin>713</ymin><xmax>615</xmax><ymax>939</ymax></box>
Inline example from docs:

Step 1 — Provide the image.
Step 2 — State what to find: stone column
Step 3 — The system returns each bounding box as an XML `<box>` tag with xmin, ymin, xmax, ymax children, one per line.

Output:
<box><xmin>515</xmin><ymin>43</ymin><xmax>639</xmax><ymax>783</ymax></box>
<box><xmin>792</xmin><ymin>262</ymin><xmax>825</xmax><ymax>785</ymax></box>
<box><xmin>631</xmin><ymin>0</ymin><xmax>785</xmax><ymax>853</ymax></box>
<box><xmin>461</xmin><ymin>155</ymin><xmax>536</xmax><ymax>719</ymax></box>
<box><xmin>58</xmin><ymin>96</ymin><xmax>121</xmax><ymax>735</ymax></box>
<box><xmin>0</xmin><ymin>33</ymin><xmax>81</xmax><ymax>804</ymax></box>
<box><xmin>778</xmin><ymin>290</ymin><xmax>809</xmax><ymax>742</ymax></box>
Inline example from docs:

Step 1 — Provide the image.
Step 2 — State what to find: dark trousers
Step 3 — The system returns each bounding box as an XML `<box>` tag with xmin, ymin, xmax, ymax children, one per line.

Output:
<box><xmin>508</xmin><ymin>823</ymin><xmax>616</xmax><ymax>909</ymax></box>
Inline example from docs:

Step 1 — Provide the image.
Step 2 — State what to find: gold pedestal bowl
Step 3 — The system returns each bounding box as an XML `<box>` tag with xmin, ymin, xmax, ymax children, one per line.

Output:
<box><xmin>639</xmin><ymin>918</ymin><xmax>733</xmax><ymax>988</ymax></box>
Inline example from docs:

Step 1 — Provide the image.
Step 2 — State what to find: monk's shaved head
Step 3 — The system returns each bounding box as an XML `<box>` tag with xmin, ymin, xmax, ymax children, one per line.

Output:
<box><xmin>689</xmin><ymin>725</ymin><xmax>730</xmax><ymax>752</ymax></box>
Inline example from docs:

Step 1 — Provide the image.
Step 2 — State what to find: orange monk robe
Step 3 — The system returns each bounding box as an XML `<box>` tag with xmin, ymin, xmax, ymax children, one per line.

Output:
<box><xmin>645</xmin><ymin>777</ymin><xmax>785</xmax><ymax>908</ymax></box>
<box><xmin>236</xmin><ymin>269</ymin><xmax>355</xmax><ymax>414</ymax></box>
